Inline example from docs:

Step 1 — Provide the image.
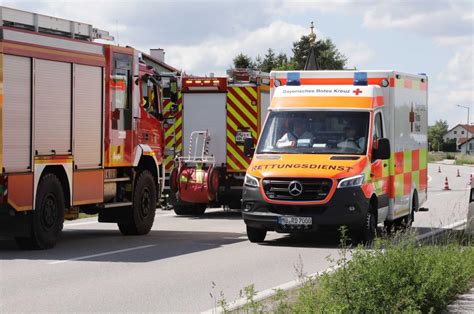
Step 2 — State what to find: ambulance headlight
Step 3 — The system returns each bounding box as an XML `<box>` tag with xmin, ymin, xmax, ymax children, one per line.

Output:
<box><xmin>244</xmin><ymin>174</ymin><xmax>260</xmax><ymax>188</ymax></box>
<box><xmin>337</xmin><ymin>175</ymin><xmax>364</xmax><ymax>188</ymax></box>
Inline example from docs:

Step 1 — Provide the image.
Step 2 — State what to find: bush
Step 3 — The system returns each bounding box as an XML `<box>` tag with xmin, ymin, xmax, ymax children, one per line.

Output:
<box><xmin>301</xmin><ymin>232</ymin><xmax>474</xmax><ymax>313</ymax></box>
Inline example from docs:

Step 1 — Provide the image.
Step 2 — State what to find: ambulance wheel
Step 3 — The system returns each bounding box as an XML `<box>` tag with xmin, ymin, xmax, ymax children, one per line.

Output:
<box><xmin>360</xmin><ymin>206</ymin><xmax>376</xmax><ymax>245</ymax></box>
<box><xmin>118</xmin><ymin>170</ymin><xmax>156</xmax><ymax>235</ymax></box>
<box><xmin>246</xmin><ymin>226</ymin><xmax>267</xmax><ymax>243</ymax></box>
<box><xmin>15</xmin><ymin>173</ymin><xmax>65</xmax><ymax>250</ymax></box>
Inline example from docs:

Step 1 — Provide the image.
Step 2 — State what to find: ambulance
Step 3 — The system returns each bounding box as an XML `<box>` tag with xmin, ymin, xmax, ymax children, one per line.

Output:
<box><xmin>242</xmin><ymin>70</ymin><xmax>428</xmax><ymax>243</ymax></box>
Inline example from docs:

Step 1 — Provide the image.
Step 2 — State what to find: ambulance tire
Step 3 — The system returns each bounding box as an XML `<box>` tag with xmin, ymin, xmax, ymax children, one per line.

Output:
<box><xmin>360</xmin><ymin>205</ymin><xmax>376</xmax><ymax>246</ymax></box>
<box><xmin>246</xmin><ymin>225</ymin><xmax>267</xmax><ymax>243</ymax></box>
<box><xmin>174</xmin><ymin>204</ymin><xmax>206</xmax><ymax>216</ymax></box>
<box><xmin>15</xmin><ymin>173</ymin><xmax>65</xmax><ymax>250</ymax></box>
<box><xmin>118</xmin><ymin>170</ymin><xmax>156</xmax><ymax>235</ymax></box>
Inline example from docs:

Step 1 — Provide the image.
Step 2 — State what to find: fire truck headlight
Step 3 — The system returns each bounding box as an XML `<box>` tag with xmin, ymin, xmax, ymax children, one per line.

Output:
<box><xmin>337</xmin><ymin>175</ymin><xmax>364</xmax><ymax>188</ymax></box>
<box><xmin>244</xmin><ymin>174</ymin><xmax>260</xmax><ymax>188</ymax></box>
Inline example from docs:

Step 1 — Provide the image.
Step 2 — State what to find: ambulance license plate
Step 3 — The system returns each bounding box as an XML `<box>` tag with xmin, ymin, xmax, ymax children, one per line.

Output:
<box><xmin>278</xmin><ymin>216</ymin><xmax>312</xmax><ymax>226</ymax></box>
<box><xmin>235</xmin><ymin>131</ymin><xmax>251</xmax><ymax>144</ymax></box>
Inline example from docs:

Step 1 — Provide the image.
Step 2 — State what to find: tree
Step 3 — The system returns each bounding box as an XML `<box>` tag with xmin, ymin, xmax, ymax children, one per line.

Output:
<box><xmin>428</xmin><ymin>120</ymin><xmax>449</xmax><ymax>151</ymax></box>
<box><xmin>233</xmin><ymin>53</ymin><xmax>252</xmax><ymax>69</ymax></box>
<box><xmin>274</xmin><ymin>53</ymin><xmax>289</xmax><ymax>70</ymax></box>
<box><xmin>260</xmin><ymin>48</ymin><xmax>276</xmax><ymax>73</ymax></box>
<box><xmin>291</xmin><ymin>35</ymin><xmax>346</xmax><ymax>70</ymax></box>
<box><xmin>254</xmin><ymin>55</ymin><xmax>263</xmax><ymax>69</ymax></box>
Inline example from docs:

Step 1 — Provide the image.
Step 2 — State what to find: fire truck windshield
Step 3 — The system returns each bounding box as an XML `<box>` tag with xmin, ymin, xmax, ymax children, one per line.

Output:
<box><xmin>256</xmin><ymin>111</ymin><xmax>370</xmax><ymax>155</ymax></box>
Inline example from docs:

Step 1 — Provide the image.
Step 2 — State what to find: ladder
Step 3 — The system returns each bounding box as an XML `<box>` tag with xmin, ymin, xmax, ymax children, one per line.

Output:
<box><xmin>179</xmin><ymin>130</ymin><xmax>215</xmax><ymax>164</ymax></box>
<box><xmin>0</xmin><ymin>6</ymin><xmax>113</xmax><ymax>41</ymax></box>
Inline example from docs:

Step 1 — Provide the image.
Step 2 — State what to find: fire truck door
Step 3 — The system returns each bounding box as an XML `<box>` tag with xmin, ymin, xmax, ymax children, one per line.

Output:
<box><xmin>110</xmin><ymin>53</ymin><xmax>134</xmax><ymax>165</ymax></box>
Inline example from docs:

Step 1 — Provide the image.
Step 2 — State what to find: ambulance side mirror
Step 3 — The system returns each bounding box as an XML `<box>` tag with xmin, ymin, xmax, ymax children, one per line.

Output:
<box><xmin>373</xmin><ymin>138</ymin><xmax>390</xmax><ymax>160</ymax></box>
<box><xmin>243</xmin><ymin>138</ymin><xmax>255</xmax><ymax>157</ymax></box>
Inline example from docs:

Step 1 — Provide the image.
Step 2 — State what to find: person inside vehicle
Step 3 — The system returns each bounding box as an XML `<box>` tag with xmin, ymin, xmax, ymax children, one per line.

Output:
<box><xmin>276</xmin><ymin>119</ymin><xmax>312</xmax><ymax>148</ymax></box>
<box><xmin>337</xmin><ymin>125</ymin><xmax>364</xmax><ymax>151</ymax></box>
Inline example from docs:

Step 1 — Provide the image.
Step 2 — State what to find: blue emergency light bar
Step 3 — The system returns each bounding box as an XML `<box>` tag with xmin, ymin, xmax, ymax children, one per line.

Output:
<box><xmin>353</xmin><ymin>72</ymin><xmax>368</xmax><ymax>86</ymax></box>
<box><xmin>286</xmin><ymin>72</ymin><xmax>301</xmax><ymax>86</ymax></box>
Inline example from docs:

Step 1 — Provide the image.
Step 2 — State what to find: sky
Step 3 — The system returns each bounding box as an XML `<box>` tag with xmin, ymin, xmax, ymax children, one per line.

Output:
<box><xmin>1</xmin><ymin>0</ymin><xmax>473</xmax><ymax>127</ymax></box>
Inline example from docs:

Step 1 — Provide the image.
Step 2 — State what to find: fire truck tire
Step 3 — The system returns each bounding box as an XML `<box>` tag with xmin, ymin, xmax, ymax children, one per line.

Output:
<box><xmin>118</xmin><ymin>170</ymin><xmax>156</xmax><ymax>235</ymax></box>
<box><xmin>208</xmin><ymin>167</ymin><xmax>219</xmax><ymax>194</ymax></box>
<box><xmin>192</xmin><ymin>204</ymin><xmax>207</xmax><ymax>215</ymax></box>
<box><xmin>15</xmin><ymin>173</ymin><xmax>65</xmax><ymax>250</ymax></box>
<box><xmin>174</xmin><ymin>204</ymin><xmax>206</xmax><ymax>216</ymax></box>
<box><xmin>246</xmin><ymin>225</ymin><xmax>266</xmax><ymax>243</ymax></box>
<box><xmin>170</xmin><ymin>167</ymin><xmax>179</xmax><ymax>193</ymax></box>
<box><xmin>360</xmin><ymin>205</ymin><xmax>376</xmax><ymax>246</ymax></box>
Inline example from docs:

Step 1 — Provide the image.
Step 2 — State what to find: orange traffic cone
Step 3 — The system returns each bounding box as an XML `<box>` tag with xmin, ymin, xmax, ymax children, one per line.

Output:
<box><xmin>457</xmin><ymin>169</ymin><xmax>461</xmax><ymax>177</ymax></box>
<box><xmin>443</xmin><ymin>177</ymin><xmax>451</xmax><ymax>191</ymax></box>
<box><xmin>438</xmin><ymin>166</ymin><xmax>441</xmax><ymax>173</ymax></box>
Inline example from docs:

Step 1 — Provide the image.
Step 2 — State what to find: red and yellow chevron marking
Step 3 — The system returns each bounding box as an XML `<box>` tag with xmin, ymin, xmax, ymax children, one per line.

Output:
<box><xmin>163</xmin><ymin>92</ymin><xmax>183</xmax><ymax>171</ymax></box>
<box><xmin>226</xmin><ymin>86</ymin><xmax>259</xmax><ymax>172</ymax></box>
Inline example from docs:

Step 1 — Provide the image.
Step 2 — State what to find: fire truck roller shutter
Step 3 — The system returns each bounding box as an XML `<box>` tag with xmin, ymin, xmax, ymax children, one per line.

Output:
<box><xmin>182</xmin><ymin>93</ymin><xmax>227</xmax><ymax>165</ymax></box>
<box><xmin>3</xmin><ymin>55</ymin><xmax>32</xmax><ymax>172</ymax></box>
<box><xmin>34</xmin><ymin>59</ymin><xmax>72</xmax><ymax>156</ymax></box>
<box><xmin>73</xmin><ymin>64</ymin><xmax>102</xmax><ymax>168</ymax></box>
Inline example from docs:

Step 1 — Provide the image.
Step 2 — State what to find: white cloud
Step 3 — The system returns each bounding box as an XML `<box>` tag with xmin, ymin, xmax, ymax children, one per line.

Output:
<box><xmin>431</xmin><ymin>47</ymin><xmax>474</xmax><ymax>125</ymax></box>
<box><xmin>160</xmin><ymin>21</ymin><xmax>307</xmax><ymax>75</ymax></box>
<box><xmin>339</xmin><ymin>41</ymin><xmax>375</xmax><ymax>69</ymax></box>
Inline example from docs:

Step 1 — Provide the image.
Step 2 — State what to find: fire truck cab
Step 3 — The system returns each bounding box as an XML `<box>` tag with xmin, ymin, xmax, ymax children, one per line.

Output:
<box><xmin>242</xmin><ymin>70</ymin><xmax>428</xmax><ymax>243</ymax></box>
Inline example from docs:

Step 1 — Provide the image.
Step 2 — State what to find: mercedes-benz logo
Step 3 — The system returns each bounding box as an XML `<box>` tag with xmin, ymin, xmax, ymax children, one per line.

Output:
<box><xmin>288</xmin><ymin>181</ymin><xmax>303</xmax><ymax>197</ymax></box>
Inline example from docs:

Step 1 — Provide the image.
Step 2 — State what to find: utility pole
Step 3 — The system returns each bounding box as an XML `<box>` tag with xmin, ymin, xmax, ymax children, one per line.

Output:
<box><xmin>457</xmin><ymin>104</ymin><xmax>471</xmax><ymax>154</ymax></box>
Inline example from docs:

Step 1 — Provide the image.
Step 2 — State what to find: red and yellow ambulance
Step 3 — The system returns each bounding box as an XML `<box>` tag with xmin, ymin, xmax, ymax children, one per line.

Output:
<box><xmin>242</xmin><ymin>70</ymin><xmax>428</xmax><ymax>243</ymax></box>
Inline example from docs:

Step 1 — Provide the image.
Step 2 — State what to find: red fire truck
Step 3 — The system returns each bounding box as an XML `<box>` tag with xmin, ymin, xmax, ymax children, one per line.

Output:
<box><xmin>0</xmin><ymin>7</ymin><xmax>177</xmax><ymax>249</ymax></box>
<box><xmin>164</xmin><ymin>70</ymin><xmax>270</xmax><ymax>215</ymax></box>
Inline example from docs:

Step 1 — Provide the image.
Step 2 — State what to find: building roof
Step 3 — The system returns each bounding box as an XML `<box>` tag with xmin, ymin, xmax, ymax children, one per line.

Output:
<box><xmin>142</xmin><ymin>52</ymin><xmax>179</xmax><ymax>73</ymax></box>
<box><xmin>446</xmin><ymin>124</ymin><xmax>474</xmax><ymax>134</ymax></box>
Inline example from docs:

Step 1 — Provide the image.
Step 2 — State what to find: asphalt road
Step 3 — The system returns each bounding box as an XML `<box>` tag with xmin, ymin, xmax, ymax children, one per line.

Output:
<box><xmin>0</xmin><ymin>163</ymin><xmax>470</xmax><ymax>313</ymax></box>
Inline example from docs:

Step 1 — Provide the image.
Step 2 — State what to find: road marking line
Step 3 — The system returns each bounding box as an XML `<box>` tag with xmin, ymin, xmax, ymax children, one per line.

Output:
<box><xmin>48</xmin><ymin>244</ymin><xmax>156</xmax><ymax>265</ymax></box>
<box><xmin>64</xmin><ymin>221</ymin><xmax>98</xmax><ymax>227</ymax></box>
<box><xmin>415</xmin><ymin>219</ymin><xmax>467</xmax><ymax>242</ymax></box>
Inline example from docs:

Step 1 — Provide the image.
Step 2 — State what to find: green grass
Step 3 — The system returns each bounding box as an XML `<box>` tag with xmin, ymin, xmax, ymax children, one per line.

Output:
<box><xmin>221</xmin><ymin>230</ymin><xmax>474</xmax><ymax>313</ymax></box>
<box><xmin>455</xmin><ymin>154</ymin><xmax>474</xmax><ymax>165</ymax></box>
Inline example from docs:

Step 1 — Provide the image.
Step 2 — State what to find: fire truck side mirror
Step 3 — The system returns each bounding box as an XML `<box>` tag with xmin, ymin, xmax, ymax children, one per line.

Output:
<box><xmin>373</xmin><ymin>138</ymin><xmax>390</xmax><ymax>160</ymax></box>
<box><xmin>243</xmin><ymin>138</ymin><xmax>255</xmax><ymax>157</ymax></box>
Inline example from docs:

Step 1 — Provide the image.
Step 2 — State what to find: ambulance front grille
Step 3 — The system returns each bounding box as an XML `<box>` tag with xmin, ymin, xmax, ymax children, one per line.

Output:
<box><xmin>262</xmin><ymin>178</ymin><xmax>332</xmax><ymax>202</ymax></box>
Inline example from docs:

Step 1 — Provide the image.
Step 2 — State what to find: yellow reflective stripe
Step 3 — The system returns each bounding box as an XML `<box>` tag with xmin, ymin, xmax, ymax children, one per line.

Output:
<box><xmin>226</xmin><ymin>138</ymin><xmax>249</xmax><ymax>168</ymax></box>
<box><xmin>226</xmin><ymin>154</ymin><xmax>240</xmax><ymax>170</ymax></box>
<box><xmin>165</xmin><ymin>117</ymin><xmax>182</xmax><ymax>138</ymax></box>
<box><xmin>226</xmin><ymin>101</ymin><xmax>257</xmax><ymax>129</ymax></box>
<box><xmin>245</xmin><ymin>86</ymin><xmax>258</xmax><ymax>99</ymax></box>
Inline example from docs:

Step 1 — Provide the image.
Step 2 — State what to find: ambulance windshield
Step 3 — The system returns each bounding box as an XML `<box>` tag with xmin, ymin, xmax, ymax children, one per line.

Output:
<box><xmin>257</xmin><ymin>111</ymin><xmax>370</xmax><ymax>155</ymax></box>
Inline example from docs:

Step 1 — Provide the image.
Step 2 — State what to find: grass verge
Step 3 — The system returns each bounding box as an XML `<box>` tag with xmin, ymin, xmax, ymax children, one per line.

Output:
<box><xmin>217</xmin><ymin>229</ymin><xmax>474</xmax><ymax>313</ymax></box>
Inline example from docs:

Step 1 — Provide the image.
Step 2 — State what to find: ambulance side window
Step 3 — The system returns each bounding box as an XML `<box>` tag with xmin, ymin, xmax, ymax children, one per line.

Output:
<box><xmin>374</xmin><ymin>112</ymin><xmax>383</xmax><ymax>139</ymax></box>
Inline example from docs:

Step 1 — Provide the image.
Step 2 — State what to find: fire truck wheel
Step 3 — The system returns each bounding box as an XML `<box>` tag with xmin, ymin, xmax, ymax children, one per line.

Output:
<box><xmin>360</xmin><ymin>205</ymin><xmax>376</xmax><ymax>246</ymax></box>
<box><xmin>192</xmin><ymin>204</ymin><xmax>207</xmax><ymax>215</ymax></box>
<box><xmin>170</xmin><ymin>167</ymin><xmax>179</xmax><ymax>193</ymax></box>
<box><xmin>246</xmin><ymin>225</ymin><xmax>267</xmax><ymax>243</ymax></box>
<box><xmin>208</xmin><ymin>167</ymin><xmax>220</xmax><ymax>194</ymax></box>
<box><xmin>173</xmin><ymin>205</ymin><xmax>194</xmax><ymax>215</ymax></box>
<box><xmin>15</xmin><ymin>173</ymin><xmax>65</xmax><ymax>250</ymax></box>
<box><xmin>118</xmin><ymin>170</ymin><xmax>156</xmax><ymax>235</ymax></box>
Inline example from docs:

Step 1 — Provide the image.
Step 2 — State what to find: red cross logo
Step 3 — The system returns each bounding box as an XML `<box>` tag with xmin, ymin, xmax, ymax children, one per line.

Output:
<box><xmin>353</xmin><ymin>88</ymin><xmax>362</xmax><ymax>95</ymax></box>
